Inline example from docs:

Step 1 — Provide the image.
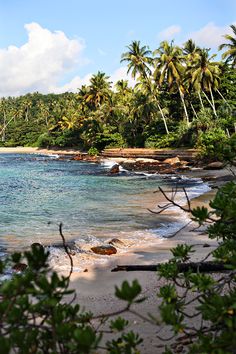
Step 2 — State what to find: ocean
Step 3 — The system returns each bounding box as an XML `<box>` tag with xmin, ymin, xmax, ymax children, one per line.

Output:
<box><xmin>0</xmin><ymin>153</ymin><xmax>210</xmax><ymax>272</ymax></box>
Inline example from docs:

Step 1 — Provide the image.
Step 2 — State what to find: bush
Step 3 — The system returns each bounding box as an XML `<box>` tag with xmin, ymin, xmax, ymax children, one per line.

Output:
<box><xmin>0</xmin><ymin>240</ymin><xmax>143</xmax><ymax>353</ymax></box>
<box><xmin>36</xmin><ymin>133</ymin><xmax>54</xmax><ymax>148</ymax></box>
<box><xmin>197</xmin><ymin>127</ymin><xmax>228</xmax><ymax>160</ymax></box>
<box><xmin>94</xmin><ymin>132</ymin><xmax>127</xmax><ymax>150</ymax></box>
<box><xmin>145</xmin><ymin>132</ymin><xmax>179</xmax><ymax>148</ymax></box>
<box><xmin>88</xmin><ymin>147</ymin><xmax>99</xmax><ymax>156</ymax></box>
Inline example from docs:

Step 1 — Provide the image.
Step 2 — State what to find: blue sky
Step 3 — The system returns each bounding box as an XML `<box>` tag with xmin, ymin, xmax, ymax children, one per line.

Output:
<box><xmin>0</xmin><ymin>0</ymin><xmax>235</xmax><ymax>96</ymax></box>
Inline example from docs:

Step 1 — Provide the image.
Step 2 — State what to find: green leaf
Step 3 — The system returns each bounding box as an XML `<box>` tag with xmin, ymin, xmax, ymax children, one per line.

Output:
<box><xmin>115</xmin><ymin>280</ymin><xmax>142</xmax><ymax>304</ymax></box>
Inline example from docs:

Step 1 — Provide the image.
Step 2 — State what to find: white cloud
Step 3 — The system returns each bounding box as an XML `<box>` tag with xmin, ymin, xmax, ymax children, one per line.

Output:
<box><xmin>187</xmin><ymin>22</ymin><xmax>236</xmax><ymax>49</ymax></box>
<box><xmin>0</xmin><ymin>22</ymin><xmax>88</xmax><ymax>97</ymax></box>
<box><xmin>50</xmin><ymin>73</ymin><xmax>92</xmax><ymax>94</ymax></box>
<box><xmin>158</xmin><ymin>25</ymin><xmax>181</xmax><ymax>40</ymax></box>
<box><xmin>51</xmin><ymin>67</ymin><xmax>136</xmax><ymax>93</ymax></box>
<box><xmin>109</xmin><ymin>67</ymin><xmax>136</xmax><ymax>88</ymax></box>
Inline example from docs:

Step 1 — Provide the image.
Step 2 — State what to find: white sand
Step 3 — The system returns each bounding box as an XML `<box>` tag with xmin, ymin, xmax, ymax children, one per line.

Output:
<box><xmin>68</xmin><ymin>222</ymin><xmax>217</xmax><ymax>353</ymax></box>
<box><xmin>0</xmin><ymin>147</ymin><xmax>82</xmax><ymax>155</ymax></box>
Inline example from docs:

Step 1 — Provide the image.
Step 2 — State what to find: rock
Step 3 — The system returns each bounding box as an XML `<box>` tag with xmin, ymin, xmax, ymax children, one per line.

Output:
<box><xmin>12</xmin><ymin>263</ymin><xmax>27</xmax><ymax>272</ymax></box>
<box><xmin>73</xmin><ymin>155</ymin><xmax>83</xmax><ymax>161</ymax></box>
<box><xmin>109</xmin><ymin>164</ymin><xmax>120</xmax><ymax>174</ymax></box>
<box><xmin>163</xmin><ymin>157</ymin><xmax>181</xmax><ymax>165</ymax></box>
<box><xmin>83</xmin><ymin>268</ymin><xmax>88</xmax><ymax>272</ymax></box>
<box><xmin>108</xmin><ymin>238</ymin><xmax>125</xmax><ymax>247</ymax></box>
<box><xmin>177</xmin><ymin>165</ymin><xmax>190</xmax><ymax>171</ymax></box>
<box><xmin>179</xmin><ymin>160</ymin><xmax>189</xmax><ymax>166</ymax></box>
<box><xmin>203</xmin><ymin>243</ymin><xmax>210</xmax><ymax>248</ymax></box>
<box><xmin>91</xmin><ymin>245</ymin><xmax>117</xmax><ymax>255</ymax></box>
<box><xmin>158</xmin><ymin>168</ymin><xmax>176</xmax><ymax>174</ymax></box>
<box><xmin>204</xmin><ymin>161</ymin><xmax>224</xmax><ymax>170</ymax></box>
<box><xmin>135</xmin><ymin>158</ymin><xmax>160</xmax><ymax>163</ymax></box>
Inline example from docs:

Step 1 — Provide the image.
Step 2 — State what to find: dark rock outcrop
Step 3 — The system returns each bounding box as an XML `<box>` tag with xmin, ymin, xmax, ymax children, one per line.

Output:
<box><xmin>204</xmin><ymin>161</ymin><xmax>224</xmax><ymax>170</ymax></box>
<box><xmin>109</xmin><ymin>164</ymin><xmax>120</xmax><ymax>174</ymax></box>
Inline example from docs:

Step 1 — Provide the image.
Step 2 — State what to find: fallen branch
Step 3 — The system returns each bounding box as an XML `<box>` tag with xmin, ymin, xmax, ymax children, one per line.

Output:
<box><xmin>111</xmin><ymin>261</ymin><xmax>229</xmax><ymax>273</ymax></box>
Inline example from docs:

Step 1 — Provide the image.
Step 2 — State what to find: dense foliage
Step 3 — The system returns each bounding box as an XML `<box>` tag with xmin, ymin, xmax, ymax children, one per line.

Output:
<box><xmin>0</xmin><ymin>27</ymin><xmax>236</xmax><ymax>157</ymax></box>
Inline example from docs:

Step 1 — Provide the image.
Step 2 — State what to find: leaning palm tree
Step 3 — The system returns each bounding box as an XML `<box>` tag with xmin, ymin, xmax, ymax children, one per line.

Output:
<box><xmin>186</xmin><ymin>48</ymin><xmax>221</xmax><ymax>116</ymax></box>
<box><xmin>219</xmin><ymin>24</ymin><xmax>236</xmax><ymax>67</ymax></box>
<box><xmin>121</xmin><ymin>41</ymin><xmax>169</xmax><ymax>134</ymax></box>
<box><xmin>136</xmin><ymin>76</ymin><xmax>169</xmax><ymax>134</ymax></box>
<box><xmin>153</xmin><ymin>40</ymin><xmax>190</xmax><ymax>124</ymax></box>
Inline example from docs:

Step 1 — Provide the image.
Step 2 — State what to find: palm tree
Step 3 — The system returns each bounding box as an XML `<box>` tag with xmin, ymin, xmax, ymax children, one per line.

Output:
<box><xmin>153</xmin><ymin>40</ymin><xmax>190</xmax><ymax>124</ymax></box>
<box><xmin>121</xmin><ymin>41</ymin><xmax>169</xmax><ymax>134</ymax></box>
<box><xmin>121</xmin><ymin>40</ymin><xmax>152</xmax><ymax>80</ymax></box>
<box><xmin>136</xmin><ymin>77</ymin><xmax>169</xmax><ymax>134</ymax></box>
<box><xmin>183</xmin><ymin>39</ymin><xmax>201</xmax><ymax>61</ymax></box>
<box><xmin>186</xmin><ymin>48</ymin><xmax>221</xmax><ymax>116</ymax></box>
<box><xmin>85</xmin><ymin>71</ymin><xmax>112</xmax><ymax>110</ymax></box>
<box><xmin>219</xmin><ymin>25</ymin><xmax>236</xmax><ymax>67</ymax></box>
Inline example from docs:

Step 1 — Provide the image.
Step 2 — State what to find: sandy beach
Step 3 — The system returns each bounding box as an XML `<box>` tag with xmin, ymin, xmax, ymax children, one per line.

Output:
<box><xmin>0</xmin><ymin>146</ymin><xmax>83</xmax><ymax>155</ymax></box>
<box><xmin>65</xmin><ymin>185</ymin><xmax>218</xmax><ymax>353</ymax></box>
<box><xmin>0</xmin><ymin>146</ymin><xmax>227</xmax><ymax>352</ymax></box>
<box><xmin>68</xmin><ymin>218</ymin><xmax>218</xmax><ymax>353</ymax></box>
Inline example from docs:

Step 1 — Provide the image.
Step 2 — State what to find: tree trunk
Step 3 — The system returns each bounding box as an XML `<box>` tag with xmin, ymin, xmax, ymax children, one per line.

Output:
<box><xmin>202</xmin><ymin>91</ymin><xmax>217</xmax><ymax>117</ymax></box>
<box><xmin>198</xmin><ymin>91</ymin><xmax>204</xmax><ymax>109</ymax></box>
<box><xmin>209</xmin><ymin>86</ymin><xmax>217</xmax><ymax>117</ymax></box>
<box><xmin>112</xmin><ymin>261</ymin><xmax>229</xmax><ymax>273</ymax></box>
<box><xmin>216</xmin><ymin>89</ymin><xmax>232</xmax><ymax>109</ymax></box>
<box><xmin>190</xmin><ymin>102</ymin><xmax>198</xmax><ymax>119</ymax></box>
<box><xmin>157</xmin><ymin>101</ymin><xmax>169</xmax><ymax>134</ymax></box>
<box><xmin>178</xmin><ymin>87</ymin><xmax>189</xmax><ymax>125</ymax></box>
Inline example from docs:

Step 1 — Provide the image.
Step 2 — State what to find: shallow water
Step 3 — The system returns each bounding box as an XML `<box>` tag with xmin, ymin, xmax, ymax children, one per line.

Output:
<box><xmin>0</xmin><ymin>154</ymin><xmax>210</xmax><ymax>271</ymax></box>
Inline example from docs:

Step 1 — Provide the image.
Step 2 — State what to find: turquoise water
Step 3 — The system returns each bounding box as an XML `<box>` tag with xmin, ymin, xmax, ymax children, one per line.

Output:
<box><xmin>0</xmin><ymin>154</ymin><xmax>208</xmax><ymax>257</ymax></box>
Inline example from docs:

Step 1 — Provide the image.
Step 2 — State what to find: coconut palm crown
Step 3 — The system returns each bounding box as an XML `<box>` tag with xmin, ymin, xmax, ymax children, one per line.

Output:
<box><xmin>121</xmin><ymin>40</ymin><xmax>153</xmax><ymax>79</ymax></box>
<box><xmin>219</xmin><ymin>24</ymin><xmax>236</xmax><ymax>67</ymax></box>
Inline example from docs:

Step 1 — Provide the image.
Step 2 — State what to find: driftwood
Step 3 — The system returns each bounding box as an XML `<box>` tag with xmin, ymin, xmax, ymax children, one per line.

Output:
<box><xmin>111</xmin><ymin>261</ymin><xmax>229</xmax><ymax>273</ymax></box>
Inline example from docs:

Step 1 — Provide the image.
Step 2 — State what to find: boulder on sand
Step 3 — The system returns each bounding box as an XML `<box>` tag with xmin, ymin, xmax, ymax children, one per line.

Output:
<box><xmin>163</xmin><ymin>156</ymin><xmax>180</xmax><ymax>165</ymax></box>
<box><xmin>204</xmin><ymin>161</ymin><xmax>224</xmax><ymax>170</ymax></box>
<box><xmin>91</xmin><ymin>245</ymin><xmax>117</xmax><ymax>255</ymax></box>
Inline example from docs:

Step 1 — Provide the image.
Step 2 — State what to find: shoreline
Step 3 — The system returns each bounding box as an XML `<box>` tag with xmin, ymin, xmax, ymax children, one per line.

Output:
<box><xmin>0</xmin><ymin>147</ymin><xmax>230</xmax><ymax>352</ymax></box>
<box><xmin>0</xmin><ymin>146</ymin><xmax>83</xmax><ymax>155</ymax></box>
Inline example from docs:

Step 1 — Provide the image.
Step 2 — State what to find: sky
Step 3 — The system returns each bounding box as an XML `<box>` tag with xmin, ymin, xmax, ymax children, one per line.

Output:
<box><xmin>0</xmin><ymin>0</ymin><xmax>235</xmax><ymax>97</ymax></box>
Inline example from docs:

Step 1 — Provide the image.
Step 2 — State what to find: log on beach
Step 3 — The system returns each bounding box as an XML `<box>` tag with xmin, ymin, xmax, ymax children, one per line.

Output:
<box><xmin>111</xmin><ymin>261</ymin><xmax>229</xmax><ymax>273</ymax></box>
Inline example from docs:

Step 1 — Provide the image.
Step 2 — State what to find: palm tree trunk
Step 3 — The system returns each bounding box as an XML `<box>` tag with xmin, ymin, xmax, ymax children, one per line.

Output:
<box><xmin>178</xmin><ymin>87</ymin><xmax>189</xmax><ymax>125</ymax></box>
<box><xmin>190</xmin><ymin>102</ymin><xmax>198</xmax><ymax>119</ymax></box>
<box><xmin>216</xmin><ymin>89</ymin><xmax>232</xmax><ymax>108</ymax></box>
<box><xmin>209</xmin><ymin>86</ymin><xmax>217</xmax><ymax>117</ymax></box>
<box><xmin>202</xmin><ymin>91</ymin><xmax>217</xmax><ymax>116</ymax></box>
<box><xmin>198</xmin><ymin>91</ymin><xmax>204</xmax><ymax>109</ymax></box>
<box><xmin>157</xmin><ymin>102</ymin><xmax>169</xmax><ymax>134</ymax></box>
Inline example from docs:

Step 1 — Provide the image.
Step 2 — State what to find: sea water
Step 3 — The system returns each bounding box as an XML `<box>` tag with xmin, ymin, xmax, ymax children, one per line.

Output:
<box><xmin>0</xmin><ymin>154</ymin><xmax>210</xmax><ymax>271</ymax></box>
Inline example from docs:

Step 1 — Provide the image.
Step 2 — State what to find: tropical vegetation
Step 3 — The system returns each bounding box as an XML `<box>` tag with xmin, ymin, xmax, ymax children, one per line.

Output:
<box><xmin>0</xmin><ymin>26</ymin><xmax>236</xmax><ymax>155</ymax></box>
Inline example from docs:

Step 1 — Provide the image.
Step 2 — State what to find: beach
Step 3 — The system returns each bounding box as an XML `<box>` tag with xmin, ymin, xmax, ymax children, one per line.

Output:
<box><xmin>67</xmin><ymin>187</ymin><xmax>218</xmax><ymax>353</ymax></box>
<box><xmin>0</xmin><ymin>146</ymin><xmax>83</xmax><ymax>155</ymax></box>
<box><xmin>0</xmin><ymin>147</ymin><xmax>230</xmax><ymax>353</ymax></box>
